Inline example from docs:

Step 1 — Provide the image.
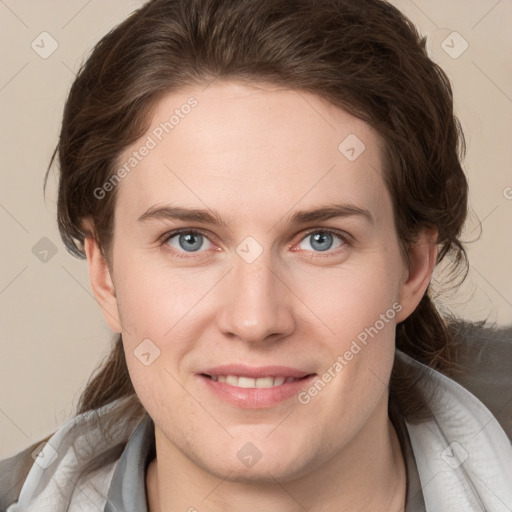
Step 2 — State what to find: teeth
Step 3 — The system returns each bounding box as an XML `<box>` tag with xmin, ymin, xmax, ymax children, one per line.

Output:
<box><xmin>209</xmin><ymin>375</ymin><xmax>298</xmax><ymax>388</ymax></box>
<box><xmin>254</xmin><ymin>377</ymin><xmax>274</xmax><ymax>388</ymax></box>
<box><xmin>226</xmin><ymin>375</ymin><xmax>238</xmax><ymax>386</ymax></box>
<box><xmin>238</xmin><ymin>376</ymin><xmax>256</xmax><ymax>388</ymax></box>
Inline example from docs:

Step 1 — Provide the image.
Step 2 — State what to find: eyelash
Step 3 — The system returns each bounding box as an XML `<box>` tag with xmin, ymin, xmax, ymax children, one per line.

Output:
<box><xmin>159</xmin><ymin>228</ymin><xmax>351</xmax><ymax>259</ymax></box>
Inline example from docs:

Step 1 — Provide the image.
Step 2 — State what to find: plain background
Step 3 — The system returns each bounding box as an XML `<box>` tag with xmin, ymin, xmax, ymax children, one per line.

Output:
<box><xmin>0</xmin><ymin>0</ymin><xmax>511</xmax><ymax>458</ymax></box>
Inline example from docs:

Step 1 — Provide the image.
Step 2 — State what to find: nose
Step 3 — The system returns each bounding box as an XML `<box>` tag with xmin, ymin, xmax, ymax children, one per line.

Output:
<box><xmin>216</xmin><ymin>252</ymin><xmax>296</xmax><ymax>345</ymax></box>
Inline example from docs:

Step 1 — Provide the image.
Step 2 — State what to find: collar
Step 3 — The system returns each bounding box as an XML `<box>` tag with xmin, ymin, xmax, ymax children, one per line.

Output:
<box><xmin>399</xmin><ymin>350</ymin><xmax>512</xmax><ymax>510</ymax></box>
<box><xmin>104</xmin><ymin>412</ymin><xmax>155</xmax><ymax>512</ymax></box>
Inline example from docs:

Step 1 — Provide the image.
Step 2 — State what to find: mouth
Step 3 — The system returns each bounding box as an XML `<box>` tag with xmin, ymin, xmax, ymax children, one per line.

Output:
<box><xmin>200</xmin><ymin>373</ymin><xmax>311</xmax><ymax>388</ymax></box>
<box><xmin>197</xmin><ymin>366</ymin><xmax>317</xmax><ymax>408</ymax></box>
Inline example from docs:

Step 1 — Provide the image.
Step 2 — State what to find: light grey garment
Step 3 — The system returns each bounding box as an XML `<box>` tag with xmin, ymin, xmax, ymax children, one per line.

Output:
<box><xmin>103</xmin><ymin>411</ymin><xmax>154</xmax><ymax>512</ymax></box>
<box><xmin>1</xmin><ymin>338</ymin><xmax>511</xmax><ymax>511</ymax></box>
<box><xmin>399</xmin><ymin>349</ymin><xmax>512</xmax><ymax>510</ymax></box>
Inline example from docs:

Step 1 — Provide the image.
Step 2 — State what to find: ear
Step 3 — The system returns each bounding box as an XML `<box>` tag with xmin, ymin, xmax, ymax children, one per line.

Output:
<box><xmin>395</xmin><ymin>228</ymin><xmax>438</xmax><ymax>323</ymax></box>
<box><xmin>82</xmin><ymin>220</ymin><xmax>123</xmax><ymax>333</ymax></box>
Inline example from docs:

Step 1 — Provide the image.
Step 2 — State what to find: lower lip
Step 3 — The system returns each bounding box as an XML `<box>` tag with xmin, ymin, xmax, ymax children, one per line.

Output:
<box><xmin>198</xmin><ymin>374</ymin><xmax>317</xmax><ymax>409</ymax></box>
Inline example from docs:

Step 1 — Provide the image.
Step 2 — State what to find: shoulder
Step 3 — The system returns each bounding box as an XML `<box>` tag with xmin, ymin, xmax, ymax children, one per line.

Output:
<box><xmin>399</xmin><ymin>324</ymin><xmax>512</xmax><ymax>508</ymax></box>
<box><xmin>0</xmin><ymin>395</ymin><xmax>144</xmax><ymax>511</ymax></box>
<box><xmin>447</xmin><ymin>320</ymin><xmax>512</xmax><ymax>440</ymax></box>
<box><xmin>0</xmin><ymin>441</ymin><xmax>47</xmax><ymax>511</ymax></box>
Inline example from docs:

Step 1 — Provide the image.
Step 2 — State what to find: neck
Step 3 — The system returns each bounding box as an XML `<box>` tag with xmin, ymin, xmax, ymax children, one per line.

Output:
<box><xmin>146</xmin><ymin>405</ymin><xmax>406</xmax><ymax>512</ymax></box>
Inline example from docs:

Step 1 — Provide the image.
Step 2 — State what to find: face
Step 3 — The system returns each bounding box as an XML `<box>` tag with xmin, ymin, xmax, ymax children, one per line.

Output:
<box><xmin>86</xmin><ymin>80</ymin><xmax>434</xmax><ymax>483</ymax></box>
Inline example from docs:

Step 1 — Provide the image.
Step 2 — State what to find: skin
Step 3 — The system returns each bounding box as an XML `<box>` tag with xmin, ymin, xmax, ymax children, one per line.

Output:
<box><xmin>84</xmin><ymin>80</ymin><xmax>437</xmax><ymax>512</ymax></box>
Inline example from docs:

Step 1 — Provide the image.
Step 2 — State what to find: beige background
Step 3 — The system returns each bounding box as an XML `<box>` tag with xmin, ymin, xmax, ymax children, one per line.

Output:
<box><xmin>0</xmin><ymin>0</ymin><xmax>511</xmax><ymax>458</ymax></box>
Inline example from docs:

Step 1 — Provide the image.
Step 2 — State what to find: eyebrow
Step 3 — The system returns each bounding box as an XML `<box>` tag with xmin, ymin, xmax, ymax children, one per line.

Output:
<box><xmin>136</xmin><ymin>203</ymin><xmax>373</xmax><ymax>228</ymax></box>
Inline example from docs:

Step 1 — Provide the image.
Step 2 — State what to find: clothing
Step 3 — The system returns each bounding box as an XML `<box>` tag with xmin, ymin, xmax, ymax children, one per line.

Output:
<box><xmin>1</xmin><ymin>343</ymin><xmax>511</xmax><ymax>511</ymax></box>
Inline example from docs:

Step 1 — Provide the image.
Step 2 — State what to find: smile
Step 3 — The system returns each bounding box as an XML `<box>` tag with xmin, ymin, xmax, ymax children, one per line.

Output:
<box><xmin>203</xmin><ymin>374</ymin><xmax>305</xmax><ymax>388</ymax></box>
<box><xmin>198</xmin><ymin>368</ymin><xmax>316</xmax><ymax>408</ymax></box>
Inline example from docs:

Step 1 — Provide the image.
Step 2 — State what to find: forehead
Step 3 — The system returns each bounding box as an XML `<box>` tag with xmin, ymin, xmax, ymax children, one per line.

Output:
<box><xmin>114</xmin><ymin>80</ymin><xmax>392</xmax><ymax>229</ymax></box>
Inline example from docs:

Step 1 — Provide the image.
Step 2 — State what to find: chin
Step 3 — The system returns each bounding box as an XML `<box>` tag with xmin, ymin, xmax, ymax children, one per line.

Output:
<box><xmin>217</xmin><ymin>463</ymin><xmax>307</xmax><ymax>485</ymax></box>
<box><xmin>200</xmin><ymin>445</ymin><xmax>317</xmax><ymax>484</ymax></box>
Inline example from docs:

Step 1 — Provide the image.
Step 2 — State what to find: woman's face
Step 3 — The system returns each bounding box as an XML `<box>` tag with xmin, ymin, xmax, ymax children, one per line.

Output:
<box><xmin>87</xmin><ymin>80</ymin><xmax>434</xmax><ymax>482</ymax></box>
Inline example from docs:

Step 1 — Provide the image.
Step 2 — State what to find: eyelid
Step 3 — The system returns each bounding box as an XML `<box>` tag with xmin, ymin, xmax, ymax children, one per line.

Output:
<box><xmin>159</xmin><ymin>228</ymin><xmax>218</xmax><ymax>258</ymax></box>
<box><xmin>158</xmin><ymin>227</ymin><xmax>215</xmax><ymax>245</ymax></box>
<box><xmin>299</xmin><ymin>227</ymin><xmax>352</xmax><ymax>244</ymax></box>
<box><xmin>290</xmin><ymin>227</ymin><xmax>351</xmax><ymax>256</ymax></box>
<box><xmin>159</xmin><ymin>227</ymin><xmax>352</xmax><ymax>257</ymax></box>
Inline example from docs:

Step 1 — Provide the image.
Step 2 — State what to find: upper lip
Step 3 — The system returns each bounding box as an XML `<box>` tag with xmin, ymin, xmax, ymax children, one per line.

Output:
<box><xmin>200</xmin><ymin>365</ymin><xmax>314</xmax><ymax>379</ymax></box>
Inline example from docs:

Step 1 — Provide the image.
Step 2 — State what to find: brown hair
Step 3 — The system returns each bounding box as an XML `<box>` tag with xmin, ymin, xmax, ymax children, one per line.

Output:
<box><xmin>40</xmin><ymin>0</ymin><xmax>467</xmax><ymax>481</ymax></box>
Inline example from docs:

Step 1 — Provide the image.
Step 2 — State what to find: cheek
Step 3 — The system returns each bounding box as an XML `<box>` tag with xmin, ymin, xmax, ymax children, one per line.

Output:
<box><xmin>302</xmin><ymin>276</ymin><xmax>399</xmax><ymax>436</ymax></box>
<box><xmin>113</xmin><ymin>253</ymin><xmax>219</xmax><ymax>335</ymax></box>
<box><xmin>298</xmin><ymin>256</ymin><xmax>402</xmax><ymax>340</ymax></box>
<box><xmin>111</xmin><ymin>256</ymin><xmax>214</xmax><ymax>391</ymax></box>
<box><xmin>299</xmin><ymin>251</ymin><xmax>402</xmax><ymax>396</ymax></box>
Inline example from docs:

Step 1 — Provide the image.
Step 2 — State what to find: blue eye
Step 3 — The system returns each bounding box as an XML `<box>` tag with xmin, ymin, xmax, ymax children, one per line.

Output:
<box><xmin>163</xmin><ymin>230</ymin><xmax>212</xmax><ymax>256</ymax></box>
<box><xmin>298</xmin><ymin>230</ymin><xmax>346</xmax><ymax>253</ymax></box>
